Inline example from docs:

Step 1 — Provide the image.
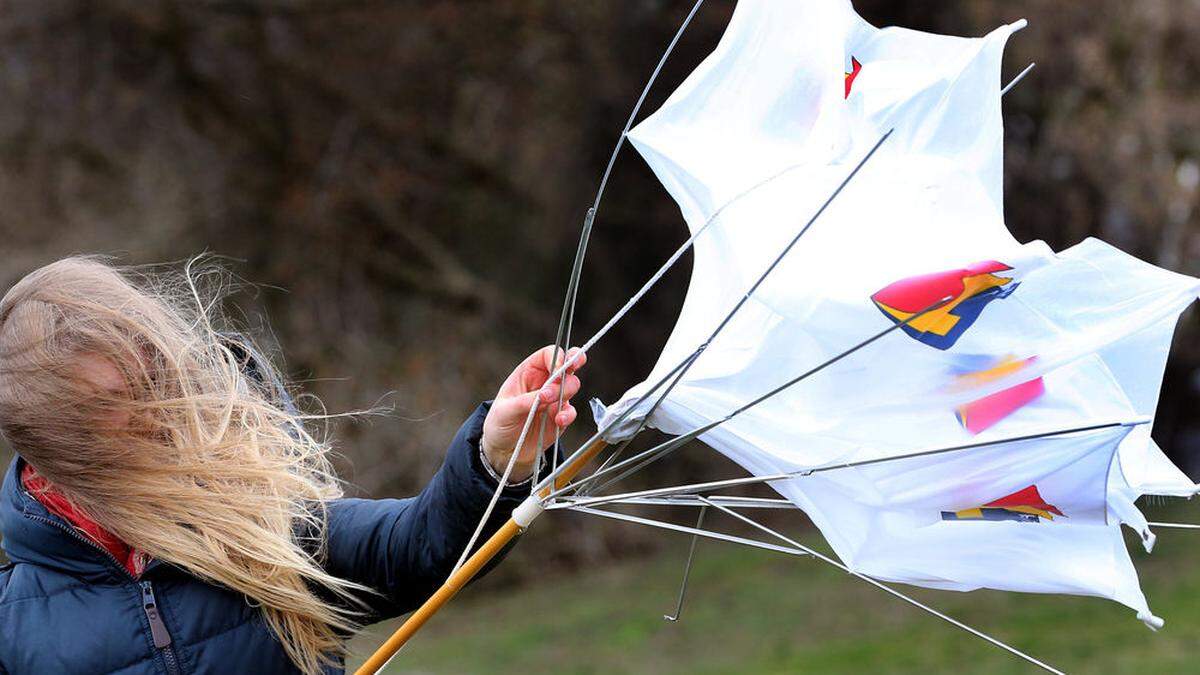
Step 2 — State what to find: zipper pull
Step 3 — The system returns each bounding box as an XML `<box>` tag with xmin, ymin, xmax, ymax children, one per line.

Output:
<box><xmin>140</xmin><ymin>581</ymin><xmax>173</xmax><ymax>649</ymax></box>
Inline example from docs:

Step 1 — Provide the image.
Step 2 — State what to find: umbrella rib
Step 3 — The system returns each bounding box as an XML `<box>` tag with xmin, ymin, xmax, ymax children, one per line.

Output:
<box><xmin>1001</xmin><ymin>62</ymin><xmax>1036</xmax><ymax>96</ymax></box>
<box><xmin>559</xmin><ymin>292</ymin><xmax>955</xmax><ymax>498</ymax></box>
<box><xmin>572</xmin><ymin>496</ymin><xmax>1066</xmax><ymax>674</ymax></box>
<box><xmin>698</xmin><ymin>497</ymin><xmax>1066</xmax><ymax>675</ymax></box>
<box><xmin>536</xmin><ymin>128</ymin><xmax>895</xmax><ymax>503</ymax></box>
<box><xmin>570</xmin><ymin>60</ymin><xmax>1039</xmax><ymax>498</ymax></box>
<box><xmin>593</xmin><ymin>0</ymin><xmax>707</xmax><ymax>213</ymax></box>
<box><xmin>576</xmin><ymin>349</ymin><xmax>706</xmax><ymax>496</ymax></box>
<box><xmin>663</xmin><ymin>505</ymin><xmax>707</xmax><ymax>622</ymax></box>
<box><xmin>548</xmin><ymin>417</ymin><xmax>1149</xmax><ymax>511</ymax></box>
<box><xmin>558</xmin><ymin>131</ymin><xmax>880</xmax><ymax>495</ymax></box>
<box><xmin>537</xmin><ymin>209</ymin><xmax>595</xmax><ymax>489</ymax></box>
<box><xmin>450</xmin><ymin>0</ymin><xmax>708</xmax><ymax>574</ymax></box>
<box><xmin>560</xmin><ymin>495</ymin><xmax>798</xmax><ymax>509</ymax></box>
<box><xmin>565</xmin><ymin>504</ymin><xmax>808</xmax><ymax>557</ymax></box>
<box><xmin>543</xmin><ymin>0</ymin><xmax>709</xmax><ymax>480</ymax></box>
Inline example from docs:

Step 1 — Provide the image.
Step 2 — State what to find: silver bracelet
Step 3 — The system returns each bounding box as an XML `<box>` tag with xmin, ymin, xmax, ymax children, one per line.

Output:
<box><xmin>478</xmin><ymin>434</ymin><xmax>534</xmax><ymax>487</ymax></box>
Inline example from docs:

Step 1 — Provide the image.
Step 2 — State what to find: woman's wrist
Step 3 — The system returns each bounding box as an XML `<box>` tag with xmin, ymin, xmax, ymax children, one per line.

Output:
<box><xmin>479</xmin><ymin>432</ymin><xmax>536</xmax><ymax>485</ymax></box>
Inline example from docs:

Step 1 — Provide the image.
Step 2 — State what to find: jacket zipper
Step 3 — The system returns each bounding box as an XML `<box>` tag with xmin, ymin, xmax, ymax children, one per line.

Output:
<box><xmin>141</xmin><ymin>581</ymin><xmax>183</xmax><ymax>675</ymax></box>
<box><xmin>23</xmin><ymin>509</ymin><xmax>182</xmax><ymax>675</ymax></box>
<box><xmin>24</xmin><ymin>512</ymin><xmax>130</xmax><ymax>576</ymax></box>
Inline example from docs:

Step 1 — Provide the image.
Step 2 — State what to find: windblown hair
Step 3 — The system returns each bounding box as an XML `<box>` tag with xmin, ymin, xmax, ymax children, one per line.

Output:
<box><xmin>0</xmin><ymin>256</ymin><xmax>368</xmax><ymax>674</ymax></box>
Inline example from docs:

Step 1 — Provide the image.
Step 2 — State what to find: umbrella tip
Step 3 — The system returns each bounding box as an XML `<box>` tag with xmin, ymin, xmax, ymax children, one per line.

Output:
<box><xmin>1138</xmin><ymin>612</ymin><xmax>1165</xmax><ymax>631</ymax></box>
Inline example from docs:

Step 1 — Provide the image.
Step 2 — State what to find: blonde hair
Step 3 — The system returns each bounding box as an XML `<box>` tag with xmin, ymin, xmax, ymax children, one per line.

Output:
<box><xmin>0</xmin><ymin>256</ymin><xmax>368</xmax><ymax>674</ymax></box>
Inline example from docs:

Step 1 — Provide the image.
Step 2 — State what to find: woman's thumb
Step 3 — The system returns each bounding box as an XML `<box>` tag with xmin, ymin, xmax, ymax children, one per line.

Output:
<box><xmin>493</xmin><ymin>389</ymin><xmax>543</xmax><ymax>426</ymax></box>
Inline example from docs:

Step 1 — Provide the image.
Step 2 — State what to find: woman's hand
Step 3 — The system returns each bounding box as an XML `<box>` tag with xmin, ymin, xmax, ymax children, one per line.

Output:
<box><xmin>482</xmin><ymin>345</ymin><xmax>586</xmax><ymax>482</ymax></box>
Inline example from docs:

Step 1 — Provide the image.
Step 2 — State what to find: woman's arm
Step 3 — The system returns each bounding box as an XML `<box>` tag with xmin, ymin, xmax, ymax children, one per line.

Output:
<box><xmin>322</xmin><ymin>346</ymin><xmax>585</xmax><ymax>621</ymax></box>
<box><xmin>322</xmin><ymin>403</ymin><xmax>530</xmax><ymax>619</ymax></box>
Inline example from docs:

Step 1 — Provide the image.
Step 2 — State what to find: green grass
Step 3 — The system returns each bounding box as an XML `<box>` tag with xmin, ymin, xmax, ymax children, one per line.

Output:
<box><xmin>349</xmin><ymin>504</ymin><xmax>1200</xmax><ymax>674</ymax></box>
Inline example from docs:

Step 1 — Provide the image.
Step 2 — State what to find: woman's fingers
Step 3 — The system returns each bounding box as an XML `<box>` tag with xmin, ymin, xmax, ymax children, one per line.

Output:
<box><xmin>537</xmin><ymin>374</ymin><xmax>581</xmax><ymax>404</ymax></box>
<box><xmin>495</xmin><ymin>373</ymin><xmax>580</xmax><ymax>426</ymax></box>
<box><xmin>491</xmin><ymin>389</ymin><xmax>541</xmax><ymax>427</ymax></box>
<box><xmin>481</xmin><ymin>346</ymin><xmax>587</xmax><ymax>479</ymax></box>
<box><xmin>504</xmin><ymin>346</ymin><xmax>559</xmax><ymax>396</ymax></box>
<box><xmin>486</xmin><ymin>346</ymin><xmax>585</xmax><ymax>450</ymax></box>
<box><xmin>531</xmin><ymin>345</ymin><xmax>587</xmax><ymax>377</ymax></box>
<box><xmin>555</xmin><ymin>403</ymin><xmax>577</xmax><ymax>428</ymax></box>
<box><xmin>519</xmin><ymin>348</ymin><xmax>583</xmax><ymax>394</ymax></box>
<box><xmin>563</xmin><ymin>348</ymin><xmax>586</xmax><ymax>372</ymax></box>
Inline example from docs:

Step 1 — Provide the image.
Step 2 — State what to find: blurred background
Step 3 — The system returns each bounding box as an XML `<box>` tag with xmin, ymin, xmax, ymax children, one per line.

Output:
<box><xmin>1</xmin><ymin>1</ymin><xmax>1198</xmax><ymax>672</ymax></box>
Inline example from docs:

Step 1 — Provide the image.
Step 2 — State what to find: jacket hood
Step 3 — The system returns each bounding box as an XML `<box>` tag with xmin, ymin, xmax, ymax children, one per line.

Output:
<box><xmin>1</xmin><ymin>455</ymin><xmax>129</xmax><ymax>581</ymax></box>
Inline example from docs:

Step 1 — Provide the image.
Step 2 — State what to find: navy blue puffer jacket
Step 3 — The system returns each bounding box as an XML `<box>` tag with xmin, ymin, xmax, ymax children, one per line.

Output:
<box><xmin>0</xmin><ymin>402</ymin><xmax>529</xmax><ymax>674</ymax></box>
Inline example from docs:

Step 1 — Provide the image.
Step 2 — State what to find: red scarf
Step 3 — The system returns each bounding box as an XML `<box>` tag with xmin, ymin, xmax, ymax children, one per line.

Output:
<box><xmin>21</xmin><ymin>463</ymin><xmax>147</xmax><ymax>577</ymax></box>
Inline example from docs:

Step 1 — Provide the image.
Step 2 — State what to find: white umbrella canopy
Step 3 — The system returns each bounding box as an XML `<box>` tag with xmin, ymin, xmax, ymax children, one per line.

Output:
<box><xmin>598</xmin><ymin>0</ymin><xmax>1199</xmax><ymax>628</ymax></box>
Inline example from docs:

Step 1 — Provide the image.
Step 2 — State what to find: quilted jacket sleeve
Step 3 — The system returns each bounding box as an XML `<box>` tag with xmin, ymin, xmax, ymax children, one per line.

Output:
<box><xmin>322</xmin><ymin>402</ymin><xmax>549</xmax><ymax>621</ymax></box>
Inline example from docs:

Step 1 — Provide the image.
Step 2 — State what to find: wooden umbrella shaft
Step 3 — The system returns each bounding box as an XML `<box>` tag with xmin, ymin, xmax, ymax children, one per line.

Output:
<box><xmin>355</xmin><ymin>439</ymin><xmax>608</xmax><ymax>674</ymax></box>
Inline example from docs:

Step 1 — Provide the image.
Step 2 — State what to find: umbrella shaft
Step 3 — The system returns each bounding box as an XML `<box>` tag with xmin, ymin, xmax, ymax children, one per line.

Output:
<box><xmin>355</xmin><ymin>439</ymin><xmax>608</xmax><ymax>674</ymax></box>
<box><xmin>354</xmin><ymin>519</ymin><xmax>522</xmax><ymax>675</ymax></box>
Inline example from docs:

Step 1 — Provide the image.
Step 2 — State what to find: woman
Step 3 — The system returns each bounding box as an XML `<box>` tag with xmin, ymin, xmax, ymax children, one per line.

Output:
<box><xmin>0</xmin><ymin>257</ymin><xmax>585</xmax><ymax>674</ymax></box>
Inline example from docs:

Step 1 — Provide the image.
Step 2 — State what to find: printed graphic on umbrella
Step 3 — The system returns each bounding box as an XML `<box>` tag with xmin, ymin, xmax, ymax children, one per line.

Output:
<box><xmin>871</xmin><ymin>261</ymin><xmax>1018</xmax><ymax>350</ymax></box>
<box><xmin>845</xmin><ymin>56</ymin><xmax>862</xmax><ymax>97</ymax></box>
<box><xmin>942</xmin><ymin>485</ymin><xmax>1065</xmax><ymax>523</ymax></box>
